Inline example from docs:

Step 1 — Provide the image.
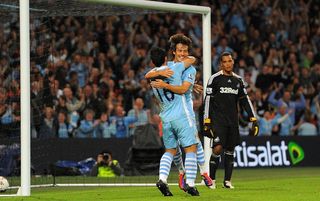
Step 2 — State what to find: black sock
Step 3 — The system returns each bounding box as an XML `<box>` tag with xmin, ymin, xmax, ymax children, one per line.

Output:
<box><xmin>224</xmin><ymin>151</ymin><xmax>234</xmax><ymax>181</ymax></box>
<box><xmin>209</xmin><ymin>153</ymin><xmax>220</xmax><ymax>180</ymax></box>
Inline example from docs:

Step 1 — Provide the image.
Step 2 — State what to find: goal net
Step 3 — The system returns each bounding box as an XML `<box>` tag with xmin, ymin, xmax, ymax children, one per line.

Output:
<box><xmin>0</xmin><ymin>0</ymin><xmax>211</xmax><ymax>196</ymax></box>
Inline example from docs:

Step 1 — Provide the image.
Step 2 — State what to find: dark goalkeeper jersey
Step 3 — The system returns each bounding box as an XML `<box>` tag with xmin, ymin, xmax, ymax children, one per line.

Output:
<box><xmin>204</xmin><ymin>70</ymin><xmax>256</xmax><ymax>127</ymax></box>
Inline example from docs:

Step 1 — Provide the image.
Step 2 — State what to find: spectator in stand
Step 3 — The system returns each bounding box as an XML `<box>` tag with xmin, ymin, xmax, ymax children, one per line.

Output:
<box><xmin>83</xmin><ymin>84</ymin><xmax>103</xmax><ymax>117</ymax></box>
<box><xmin>38</xmin><ymin>106</ymin><xmax>56</xmax><ymax>138</ymax></box>
<box><xmin>299</xmin><ymin>68</ymin><xmax>316</xmax><ymax>99</ymax></box>
<box><xmin>33</xmin><ymin>45</ymin><xmax>48</xmax><ymax>69</ymax></box>
<box><xmin>274</xmin><ymin>103</ymin><xmax>294</xmax><ymax>136</ymax></box>
<box><xmin>265</xmin><ymin>47</ymin><xmax>284</xmax><ymax>67</ymax></box>
<box><xmin>69</xmin><ymin>54</ymin><xmax>88</xmax><ymax>88</ymax></box>
<box><xmin>88</xmin><ymin>67</ymin><xmax>100</xmax><ymax>85</ymax></box>
<box><xmin>68</xmin><ymin>71</ymin><xmax>80</xmax><ymax>94</ymax></box>
<box><xmin>252</xmin><ymin>89</ymin><xmax>269</xmax><ymax>118</ymax></box>
<box><xmin>137</xmin><ymin>78</ymin><xmax>154</xmax><ymax>109</ymax></box>
<box><xmin>51</xmin><ymin>79</ymin><xmax>64</xmax><ymax>99</ymax></box>
<box><xmin>255</xmin><ymin>65</ymin><xmax>274</xmax><ymax>93</ymax></box>
<box><xmin>75</xmin><ymin>109</ymin><xmax>100</xmax><ymax>138</ymax></box>
<box><xmin>55</xmin><ymin>110</ymin><xmax>72</xmax><ymax>138</ymax></box>
<box><xmin>0</xmin><ymin>88</ymin><xmax>20</xmax><ymax>138</ymax></box>
<box><xmin>258</xmin><ymin>109</ymin><xmax>291</xmax><ymax>136</ymax></box>
<box><xmin>294</xmin><ymin>109</ymin><xmax>317</xmax><ymax>136</ymax></box>
<box><xmin>43</xmin><ymin>78</ymin><xmax>63</xmax><ymax>108</ymax></box>
<box><xmin>215</xmin><ymin>36</ymin><xmax>233</xmax><ymax>56</ymax></box>
<box><xmin>310</xmin><ymin>64</ymin><xmax>320</xmax><ymax>86</ymax></box>
<box><xmin>121</xmin><ymin>68</ymin><xmax>140</xmax><ymax>113</ymax></box>
<box><xmin>128</xmin><ymin>97</ymin><xmax>150</xmax><ymax>135</ymax></box>
<box><xmin>312</xmin><ymin>93</ymin><xmax>320</xmax><ymax>135</ymax></box>
<box><xmin>268</xmin><ymin>84</ymin><xmax>306</xmax><ymax>125</ymax></box>
<box><xmin>31</xmin><ymin>81</ymin><xmax>44</xmax><ymax>138</ymax></box>
<box><xmin>96</xmin><ymin>112</ymin><xmax>116</xmax><ymax>138</ymax></box>
<box><xmin>271</xmin><ymin>65</ymin><xmax>284</xmax><ymax>84</ymax></box>
<box><xmin>63</xmin><ymin>87</ymin><xmax>85</xmax><ymax>115</ymax></box>
<box><xmin>243</xmin><ymin>71</ymin><xmax>257</xmax><ymax>92</ymax></box>
<box><xmin>54</xmin><ymin>60</ymin><xmax>69</xmax><ymax>89</ymax></box>
<box><xmin>110</xmin><ymin>105</ymin><xmax>137</xmax><ymax>138</ymax></box>
<box><xmin>98</xmin><ymin>71</ymin><xmax>111</xmax><ymax>99</ymax></box>
<box><xmin>55</xmin><ymin>95</ymin><xmax>68</xmax><ymax>114</ymax></box>
<box><xmin>229</xmin><ymin>3</ymin><xmax>247</xmax><ymax>33</ymax></box>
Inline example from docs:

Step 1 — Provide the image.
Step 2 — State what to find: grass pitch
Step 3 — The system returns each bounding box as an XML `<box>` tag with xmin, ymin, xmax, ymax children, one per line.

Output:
<box><xmin>1</xmin><ymin>167</ymin><xmax>319</xmax><ymax>201</ymax></box>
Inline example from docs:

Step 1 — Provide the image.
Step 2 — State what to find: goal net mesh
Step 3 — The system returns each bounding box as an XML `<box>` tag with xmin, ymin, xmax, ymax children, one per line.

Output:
<box><xmin>0</xmin><ymin>0</ymin><xmax>206</xmax><ymax>194</ymax></box>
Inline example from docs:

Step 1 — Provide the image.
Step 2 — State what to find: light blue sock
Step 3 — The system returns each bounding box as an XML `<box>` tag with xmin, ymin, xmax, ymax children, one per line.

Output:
<box><xmin>159</xmin><ymin>152</ymin><xmax>173</xmax><ymax>183</ymax></box>
<box><xmin>196</xmin><ymin>143</ymin><xmax>206</xmax><ymax>174</ymax></box>
<box><xmin>173</xmin><ymin>147</ymin><xmax>185</xmax><ymax>174</ymax></box>
<box><xmin>185</xmin><ymin>152</ymin><xmax>197</xmax><ymax>187</ymax></box>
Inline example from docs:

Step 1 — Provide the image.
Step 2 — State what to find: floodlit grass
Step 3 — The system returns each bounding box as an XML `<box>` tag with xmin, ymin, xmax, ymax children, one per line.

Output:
<box><xmin>1</xmin><ymin>167</ymin><xmax>319</xmax><ymax>201</ymax></box>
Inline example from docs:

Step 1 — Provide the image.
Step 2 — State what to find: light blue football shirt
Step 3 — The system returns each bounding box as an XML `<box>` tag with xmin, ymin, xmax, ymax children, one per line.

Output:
<box><xmin>152</xmin><ymin>62</ymin><xmax>191</xmax><ymax>123</ymax></box>
<box><xmin>167</xmin><ymin>61</ymin><xmax>197</xmax><ymax>119</ymax></box>
<box><xmin>181</xmin><ymin>66</ymin><xmax>196</xmax><ymax>118</ymax></box>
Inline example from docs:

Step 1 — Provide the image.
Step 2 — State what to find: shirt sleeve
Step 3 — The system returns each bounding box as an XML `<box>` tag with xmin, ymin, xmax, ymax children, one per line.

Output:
<box><xmin>182</xmin><ymin>67</ymin><xmax>196</xmax><ymax>84</ymax></box>
<box><xmin>237</xmin><ymin>77</ymin><xmax>256</xmax><ymax>119</ymax></box>
<box><xmin>203</xmin><ymin>77</ymin><xmax>214</xmax><ymax>120</ymax></box>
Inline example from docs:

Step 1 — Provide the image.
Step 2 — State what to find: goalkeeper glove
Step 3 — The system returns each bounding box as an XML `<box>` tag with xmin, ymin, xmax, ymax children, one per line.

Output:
<box><xmin>202</xmin><ymin>118</ymin><xmax>215</xmax><ymax>138</ymax></box>
<box><xmin>249</xmin><ymin>117</ymin><xmax>259</xmax><ymax>136</ymax></box>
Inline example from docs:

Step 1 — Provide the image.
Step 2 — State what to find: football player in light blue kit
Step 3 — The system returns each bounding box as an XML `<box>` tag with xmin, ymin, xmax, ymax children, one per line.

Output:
<box><xmin>150</xmin><ymin>34</ymin><xmax>213</xmax><ymax>189</ymax></box>
<box><xmin>145</xmin><ymin>45</ymin><xmax>199</xmax><ymax>196</ymax></box>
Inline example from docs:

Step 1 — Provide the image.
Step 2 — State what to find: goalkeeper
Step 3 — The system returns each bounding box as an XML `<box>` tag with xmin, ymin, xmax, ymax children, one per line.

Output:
<box><xmin>203</xmin><ymin>52</ymin><xmax>259</xmax><ymax>189</ymax></box>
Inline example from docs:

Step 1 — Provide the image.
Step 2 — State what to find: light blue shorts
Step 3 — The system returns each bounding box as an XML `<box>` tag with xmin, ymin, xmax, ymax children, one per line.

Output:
<box><xmin>162</xmin><ymin>116</ymin><xmax>197</xmax><ymax>149</ymax></box>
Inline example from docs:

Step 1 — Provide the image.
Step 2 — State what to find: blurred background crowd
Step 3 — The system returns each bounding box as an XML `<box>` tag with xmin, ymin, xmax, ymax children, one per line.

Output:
<box><xmin>0</xmin><ymin>0</ymin><xmax>319</xmax><ymax>139</ymax></box>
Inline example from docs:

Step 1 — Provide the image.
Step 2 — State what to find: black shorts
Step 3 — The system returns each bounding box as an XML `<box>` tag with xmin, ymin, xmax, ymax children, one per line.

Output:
<box><xmin>210</xmin><ymin>125</ymin><xmax>240</xmax><ymax>149</ymax></box>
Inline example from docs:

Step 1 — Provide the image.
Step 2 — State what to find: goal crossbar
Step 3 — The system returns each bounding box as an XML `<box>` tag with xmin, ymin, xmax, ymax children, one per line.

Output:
<box><xmin>89</xmin><ymin>0</ymin><xmax>210</xmax><ymax>14</ymax></box>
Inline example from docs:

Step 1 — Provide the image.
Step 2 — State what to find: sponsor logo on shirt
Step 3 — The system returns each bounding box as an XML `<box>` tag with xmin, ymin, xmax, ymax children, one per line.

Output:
<box><xmin>220</xmin><ymin>87</ymin><xmax>238</xmax><ymax>94</ymax></box>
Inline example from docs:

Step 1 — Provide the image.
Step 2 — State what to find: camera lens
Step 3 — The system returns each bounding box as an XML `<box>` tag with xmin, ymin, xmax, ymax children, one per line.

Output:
<box><xmin>103</xmin><ymin>153</ymin><xmax>109</xmax><ymax>161</ymax></box>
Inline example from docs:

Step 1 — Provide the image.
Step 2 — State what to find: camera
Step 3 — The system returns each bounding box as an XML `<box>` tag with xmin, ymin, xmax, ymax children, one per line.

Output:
<box><xmin>102</xmin><ymin>153</ymin><xmax>110</xmax><ymax>161</ymax></box>
<box><xmin>98</xmin><ymin>151</ymin><xmax>112</xmax><ymax>166</ymax></box>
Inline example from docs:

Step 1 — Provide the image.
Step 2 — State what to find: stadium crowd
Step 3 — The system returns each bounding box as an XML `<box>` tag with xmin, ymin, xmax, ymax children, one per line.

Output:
<box><xmin>0</xmin><ymin>0</ymin><xmax>319</xmax><ymax>138</ymax></box>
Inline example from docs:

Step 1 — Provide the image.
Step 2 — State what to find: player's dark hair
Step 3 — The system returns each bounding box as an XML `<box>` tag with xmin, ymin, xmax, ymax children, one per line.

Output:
<box><xmin>169</xmin><ymin>33</ymin><xmax>192</xmax><ymax>51</ymax></box>
<box><xmin>150</xmin><ymin>47</ymin><xmax>166</xmax><ymax>67</ymax></box>
<box><xmin>219</xmin><ymin>51</ymin><xmax>232</xmax><ymax>62</ymax></box>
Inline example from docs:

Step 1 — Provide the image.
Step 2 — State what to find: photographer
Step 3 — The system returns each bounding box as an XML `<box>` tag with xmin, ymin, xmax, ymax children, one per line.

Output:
<box><xmin>90</xmin><ymin>150</ymin><xmax>122</xmax><ymax>177</ymax></box>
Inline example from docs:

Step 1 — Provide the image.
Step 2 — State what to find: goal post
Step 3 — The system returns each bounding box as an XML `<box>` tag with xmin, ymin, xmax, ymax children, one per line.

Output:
<box><xmin>201</xmin><ymin>7</ymin><xmax>213</xmax><ymax>174</ymax></box>
<box><xmin>19</xmin><ymin>0</ymin><xmax>31</xmax><ymax>196</ymax></box>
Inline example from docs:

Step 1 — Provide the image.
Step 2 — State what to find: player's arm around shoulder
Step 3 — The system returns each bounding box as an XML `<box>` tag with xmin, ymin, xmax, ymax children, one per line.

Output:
<box><xmin>183</xmin><ymin>56</ymin><xmax>196</xmax><ymax>68</ymax></box>
<box><xmin>151</xmin><ymin>79</ymin><xmax>191</xmax><ymax>95</ymax></box>
<box><xmin>151</xmin><ymin>65</ymin><xmax>195</xmax><ymax>94</ymax></box>
<box><xmin>144</xmin><ymin>66</ymin><xmax>173</xmax><ymax>80</ymax></box>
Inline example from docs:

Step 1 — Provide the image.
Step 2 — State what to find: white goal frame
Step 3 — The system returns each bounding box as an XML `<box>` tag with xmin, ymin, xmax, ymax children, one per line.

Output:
<box><xmin>17</xmin><ymin>0</ymin><xmax>211</xmax><ymax>196</ymax></box>
<box><xmin>20</xmin><ymin>0</ymin><xmax>31</xmax><ymax>196</ymax></box>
